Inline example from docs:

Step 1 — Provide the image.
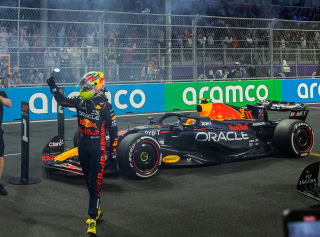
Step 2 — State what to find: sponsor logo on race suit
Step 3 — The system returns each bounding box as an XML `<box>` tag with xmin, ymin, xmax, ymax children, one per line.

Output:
<box><xmin>228</xmin><ymin>123</ymin><xmax>248</xmax><ymax>131</ymax></box>
<box><xmin>79</xmin><ymin>126</ymin><xmax>100</xmax><ymax>136</ymax></box>
<box><xmin>78</xmin><ymin>110</ymin><xmax>100</xmax><ymax>121</ymax></box>
<box><xmin>49</xmin><ymin>139</ymin><xmax>64</xmax><ymax>147</ymax></box>
<box><xmin>111</xmin><ymin>120</ymin><xmax>117</xmax><ymax>127</ymax></box>
<box><xmin>80</xmin><ymin>119</ymin><xmax>97</xmax><ymax>128</ymax></box>
<box><xmin>195</xmin><ymin>131</ymin><xmax>249</xmax><ymax>142</ymax></box>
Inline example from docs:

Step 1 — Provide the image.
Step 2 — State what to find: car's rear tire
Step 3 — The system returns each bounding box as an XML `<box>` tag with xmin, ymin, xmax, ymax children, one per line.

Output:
<box><xmin>273</xmin><ymin>119</ymin><xmax>314</xmax><ymax>157</ymax></box>
<box><xmin>117</xmin><ymin>133</ymin><xmax>162</xmax><ymax>179</ymax></box>
<box><xmin>73</xmin><ymin>130</ymin><xmax>79</xmax><ymax>147</ymax></box>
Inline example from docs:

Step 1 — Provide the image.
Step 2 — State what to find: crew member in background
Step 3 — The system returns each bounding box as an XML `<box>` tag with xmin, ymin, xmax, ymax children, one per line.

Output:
<box><xmin>215</xmin><ymin>66</ymin><xmax>229</xmax><ymax>79</ymax></box>
<box><xmin>47</xmin><ymin>71</ymin><xmax>117</xmax><ymax>235</ymax></box>
<box><xmin>231</xmin><ymin>62</ymin><xmax>246</xmax><ymax>79</ymax></box>
<box><xmin>1</xmin><ymin>74</ymin><xmax>10</xmax><ymax>88</ymax></box>
<box><xmin>0</xmin><ymin>83</ymin><xmax>12</xmax><ymax>195</ymax></box>
<box><xmin>141</xmin><ymin>60</ymin><xmax>160</xmax><ymax>80</ymax></box>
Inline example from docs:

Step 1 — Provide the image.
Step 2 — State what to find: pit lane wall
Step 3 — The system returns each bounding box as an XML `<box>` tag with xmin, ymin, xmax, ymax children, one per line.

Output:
<box><xmin>1</xmin><ymin>79</ymin><xmax>317</xmax><ymax>122</ymax></box>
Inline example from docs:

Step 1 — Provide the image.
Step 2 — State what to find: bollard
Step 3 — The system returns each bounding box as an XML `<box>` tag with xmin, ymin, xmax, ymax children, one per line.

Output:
<box><xmin>8</xmin><ymin>102</ymin><xmax>41</xmax><ymax>185</ymax></box>
<box><xmin>57</xmin><ymin>88</ymin><xmax>64</xmax><ymax>138</ymax></box>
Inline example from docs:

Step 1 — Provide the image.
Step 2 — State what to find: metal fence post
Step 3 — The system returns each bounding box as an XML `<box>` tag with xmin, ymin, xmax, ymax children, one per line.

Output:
<box><xmin>269</xmin><ymin>19</ymin><xmax>277</xmax><ymax>79</ymax></box>
<box><xmin>40</xmin><ymin>0</ymin><xmax>48</xmax><ymax>48</ymax></box>
<box><xmin>180</xmin><ymin>43</ymin><xmax>184</xmax><ymax>65</ymax></box>
<box><xmin>192</xmin><ymin>15</ymin><xmax>200</xmax><ymax>82</ymax></box>
<box><xmin>166</xmin><ymin>0</ymin><xmax>172</xmax><ymax>82</ymax></box>
<box><xmin>99</xmin><ymin>10</ymin><xmax>107</xmax><ymax>73</ymax></box>
<box><xmin>296</xmin><ymin>51</ymin><xmax>298</xmax><ymax>78</ymax></box>
<box><xmin>17</xmin><ymin>0</ymin><xmax>20</xmax><ymax>72</ymax></box>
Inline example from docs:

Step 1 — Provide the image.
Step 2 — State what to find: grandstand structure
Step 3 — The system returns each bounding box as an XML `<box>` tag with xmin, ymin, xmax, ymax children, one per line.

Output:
<box><xmin>0</xmin><ymin>2</ymin><xmax>320</xmax><ymax>86</ymax></box>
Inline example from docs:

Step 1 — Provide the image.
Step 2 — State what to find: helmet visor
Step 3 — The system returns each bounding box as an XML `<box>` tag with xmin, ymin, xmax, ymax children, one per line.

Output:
<box><xmin>78</xmin><ymin>78</ymin><xmax>95</xmax><ymax>92</ymax></box>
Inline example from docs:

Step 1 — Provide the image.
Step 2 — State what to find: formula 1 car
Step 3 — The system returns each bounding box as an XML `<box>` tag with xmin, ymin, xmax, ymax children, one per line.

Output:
<box><xmin>255</xmin><ymin>100</ymin><xmax>305</xmax><ymax>111</ymax></box>
<box><xmin>42</xmin><ymin>102</ymin><xmax>314</xmax><ymax>179</ymax></box>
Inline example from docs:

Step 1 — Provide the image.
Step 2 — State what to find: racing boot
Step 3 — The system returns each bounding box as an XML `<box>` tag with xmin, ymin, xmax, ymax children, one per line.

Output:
<box><xmin>87</xmin><ymin>219</ymin><xmax>96</xmax><ymax>235</ymax></box>
<box><xmin>86</xmin><ymin>208</ymin><xmax>102</xmax><ymax>224</ymax></box>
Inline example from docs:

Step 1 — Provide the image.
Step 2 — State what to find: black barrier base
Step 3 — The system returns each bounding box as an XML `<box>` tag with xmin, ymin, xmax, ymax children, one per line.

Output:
<box><xmin>8</xmin><ymin>176</ymin><xmax>41</xmax><ymax>185</ymax></box>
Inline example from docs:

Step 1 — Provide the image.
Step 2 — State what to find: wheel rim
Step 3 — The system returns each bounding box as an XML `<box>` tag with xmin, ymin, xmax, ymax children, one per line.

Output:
<box><xmin>294</xmin><ymin>126</ymin><xmax>313</xmax><ymax>153</ymax></box>
<box><xmin>132</xmin><ymin>141</ymin><xmax>159</xmax><ymax>173</ymax></box>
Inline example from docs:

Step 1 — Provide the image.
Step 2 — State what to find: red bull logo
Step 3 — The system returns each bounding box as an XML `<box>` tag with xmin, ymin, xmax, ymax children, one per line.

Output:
<box><xmin>80</xmin><ymin>119</ymin><xmax>97</xmax><ymax>128</ymax></box>
<box><xmin>79</xmin><ymin>126</ymin><xmax>100</xmax><ymax>136</ymax></box>
<box><xmin>229</xmin><ymin>123</ymin><xmax>248</xmax><ymax>131</ymax></box>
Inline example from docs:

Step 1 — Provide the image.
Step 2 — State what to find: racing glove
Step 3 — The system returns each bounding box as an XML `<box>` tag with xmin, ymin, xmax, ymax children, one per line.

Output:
<box><xmin>47</xmin><ymin>77</ymin><xmax>59</xmax><ymax>94</ymax></box>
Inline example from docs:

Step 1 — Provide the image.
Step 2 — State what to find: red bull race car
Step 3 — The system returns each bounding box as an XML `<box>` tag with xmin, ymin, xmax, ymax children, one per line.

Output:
<box><xmin>42</xmin><ymin>101</ymin><xmax>314</xmax><ymax>179</ymax></box>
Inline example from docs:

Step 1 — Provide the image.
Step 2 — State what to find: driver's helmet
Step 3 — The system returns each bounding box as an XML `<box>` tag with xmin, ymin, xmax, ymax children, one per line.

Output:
<box><xmin>79</xmin><ymin>71</ymin><xmax>105</xmax><ymax>100</ymax></box>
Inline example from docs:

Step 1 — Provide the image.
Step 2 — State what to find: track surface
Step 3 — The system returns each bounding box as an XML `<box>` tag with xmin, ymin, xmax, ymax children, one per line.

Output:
<box><xmin>1</xmin><ymin>107</ymin><xmax>320</xmax><ymax>237</ymax></box>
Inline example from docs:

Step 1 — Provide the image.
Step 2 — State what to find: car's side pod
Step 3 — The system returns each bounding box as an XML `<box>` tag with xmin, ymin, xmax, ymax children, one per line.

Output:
<box><xmin>289</xmin><ymin>109</ymin><xmax>309</xmax><ymax>121</ymax></box>
<box><xmin>296</xmin><ymin>162</ymin><xmax>320</xmax><ymax>202</ymax></box>
<box><xmin>246</xmin><ymin>104</ymin><xmax>268</xmax><ymax>120</ymax></box>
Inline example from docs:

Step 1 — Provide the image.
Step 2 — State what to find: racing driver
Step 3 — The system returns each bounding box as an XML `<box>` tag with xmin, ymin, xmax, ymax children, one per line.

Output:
<box><xmin>47</xmin><ymin>72</ymin><xmax>118</xmax><ymax>235</ymax></box>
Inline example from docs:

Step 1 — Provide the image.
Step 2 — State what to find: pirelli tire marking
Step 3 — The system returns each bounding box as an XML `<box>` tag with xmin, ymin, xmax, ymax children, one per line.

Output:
<box><xmin>128</xmin><ymin>136</ymin><xmax>162</xmax><ymax>178</ymax></box>
<box><xmin>291</xmin><ymin>122</ymin><xmax>314</xmax><ymax>156</ymax></box>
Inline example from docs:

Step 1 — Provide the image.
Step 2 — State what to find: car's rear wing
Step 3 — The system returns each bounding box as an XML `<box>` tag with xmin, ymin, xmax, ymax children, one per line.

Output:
<box><xmin>289</xmin><ymin>109</ymin><xmax>309</xmax><ymax>121</ymax></box>
<box><xmin>296</xmin><ymin>162</ymin><xmax>320</xmax><ymax>202</ymax></box>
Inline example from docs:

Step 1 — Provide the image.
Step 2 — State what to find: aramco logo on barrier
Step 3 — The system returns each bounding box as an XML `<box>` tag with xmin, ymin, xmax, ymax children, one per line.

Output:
<box><xmin>28</xmin><ymin>89</ymin><xmax>147</xmax><ymax>114</ymax></box>
<box><xmin>297</xmin><ymin>82</ymin><xmax>320</xmax><ymax>99</ymax></box>
<box><xmin>182</xmin><ymin>85</ymin><xmax>269</xmax><ymax>105</ymax></box>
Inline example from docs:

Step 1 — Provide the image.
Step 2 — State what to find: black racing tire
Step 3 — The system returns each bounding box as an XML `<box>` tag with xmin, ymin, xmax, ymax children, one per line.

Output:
<box><xmin>73</xmin><ymin>130</ymin><xmax>80</xmax><ymax>147</ymax></box>
<box><xmin>117</xmin><ymin>133</ymin><xmax>162</xmax><ymax>179</ymax></box>
<box><xmin>273</xmin><ymin>119</ymin><xmax>314</xmax><ymax>158</ymax></box>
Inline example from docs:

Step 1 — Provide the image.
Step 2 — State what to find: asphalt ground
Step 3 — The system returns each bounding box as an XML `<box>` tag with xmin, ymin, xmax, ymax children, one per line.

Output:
<box><xmin>1</xmin><ymin>106</ymin><xmax>320</xmax><ymax>237</ymax></box>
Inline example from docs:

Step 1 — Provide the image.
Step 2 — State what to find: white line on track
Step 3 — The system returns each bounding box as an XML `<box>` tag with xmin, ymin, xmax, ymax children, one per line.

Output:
<box><xmin>4</xmin><ymin>153</ymin><xmax>21</xmax><ymax>157</ymax></box>
<box><xmin>2</xmin><ymin>110</ymin><xmax>195</xmax><ymax>126</ymax></box>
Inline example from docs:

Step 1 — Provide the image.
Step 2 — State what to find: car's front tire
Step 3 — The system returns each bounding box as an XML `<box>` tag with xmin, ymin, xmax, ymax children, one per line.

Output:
<box><xmin>117</xmin><ymin>133</ymin><xmax>162</xmax><ymax>179</ymax></box>
<box><xmin>273</xmin><ymin>119</ymin><xmax>314</xmax><ymax>157</ymax></box>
